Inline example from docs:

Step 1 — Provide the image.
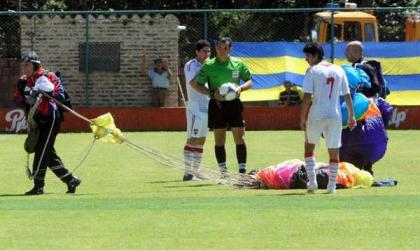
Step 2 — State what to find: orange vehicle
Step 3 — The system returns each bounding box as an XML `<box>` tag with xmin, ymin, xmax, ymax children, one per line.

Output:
<box><xmin>311</xmin><ymin>4</ymin><xmax>419</xmax><ymax>43</ymax></box>
<box><xmin>312</xmin><ymin>10</ymin><xmax>378</xmax><ymax>43</ymax></box>
<box><xmin>405</xmin><ymin>13</ymin><xmax>420</xmax><ymax>41</ymax></box>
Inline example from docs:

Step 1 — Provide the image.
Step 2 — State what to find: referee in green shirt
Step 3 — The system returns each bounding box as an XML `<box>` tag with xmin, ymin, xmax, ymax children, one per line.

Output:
<box><xmin>191</xmin><ymin>37</ymin><xmax>253</xmax><ymax>181</ymax></box>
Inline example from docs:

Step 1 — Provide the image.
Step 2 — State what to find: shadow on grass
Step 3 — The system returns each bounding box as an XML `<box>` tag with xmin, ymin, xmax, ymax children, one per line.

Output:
<box><xmin>146</xmin><ymin>180</ymin><xmax>184</xmax><ymax>184</ymax></box>
<box><xmin>0</xmin><ymin>193</ymin><xmax>96</xmax><ymax>197</ymax></box>
<box><xmin>0</xmin><ymin>194</ymin><xmax>28</xmax><ymax>197</ymax></box>
<box><xmin>257</xmin><ymin>190</ymin><xmax>341</xmax><ymax>196</ymax></box>
<box><xmin>255</xmin><ymin>192</ymin><xmax>307</xmax><ymax>196</ymax></box>
<box><xmin>0</xmin><ymin>193</ymin><xmax>55</xmax><ymax>197</ymax></box>
<box><xmin>163</xmin><ymin>183</ymin><xmax>219</xmax><ymax>188</ymax></box>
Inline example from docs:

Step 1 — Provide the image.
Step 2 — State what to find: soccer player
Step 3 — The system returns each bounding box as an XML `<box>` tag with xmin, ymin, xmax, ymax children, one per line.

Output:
<box><xmin>300</xmin><ymin>43</ymin><xmax>357</xmax><ymax>193</ymax></box>
<box><xmin>182</xmin><ymin>40</ymin><xmax>211</xmax><ymax>181</ymax></box>
<box><xmin>191</xmin><ymin>37</ymin><xmax>253</xmax><ymax>182</ymax></box>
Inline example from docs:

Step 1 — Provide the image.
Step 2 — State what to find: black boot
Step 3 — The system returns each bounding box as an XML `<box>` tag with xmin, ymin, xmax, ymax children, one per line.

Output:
<box><xmin>25</xmin><ymin>186</ymin><xmax>44</xmax><ymax>195</ymax></box>
<box><xmin>66</xmin><ymin>176</ymin><xmax>81</xmax><ymax>194</ymax></box>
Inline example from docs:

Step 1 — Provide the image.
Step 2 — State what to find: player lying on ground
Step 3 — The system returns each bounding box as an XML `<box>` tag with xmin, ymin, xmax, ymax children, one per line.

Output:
<box><xmin>235</xmin><ymin>160</ymin><xmax>374</xmax><ymax>190</ymax></box>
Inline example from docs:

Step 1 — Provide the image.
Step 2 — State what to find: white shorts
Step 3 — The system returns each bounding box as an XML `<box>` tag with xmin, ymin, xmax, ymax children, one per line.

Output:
<box><xmin>186</xmin><ymin>108</ymin><xmax>209</xmax><ymax>138</ymax></box>
<box><xmin>305</xmin><ymin>119</ymin><xmax>342</xmax><ymax>148</ymax></box>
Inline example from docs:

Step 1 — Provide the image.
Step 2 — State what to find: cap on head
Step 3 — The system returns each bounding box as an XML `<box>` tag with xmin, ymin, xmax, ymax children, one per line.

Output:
<box><xmin>22</xmin><ymin>51</ymin><xmax>41</xmax><ymax>72</ymax></box>
<box><xmin>22</xmin><ymin>51</ymin><xmax>41</xmax><ymax>64</ymax></box>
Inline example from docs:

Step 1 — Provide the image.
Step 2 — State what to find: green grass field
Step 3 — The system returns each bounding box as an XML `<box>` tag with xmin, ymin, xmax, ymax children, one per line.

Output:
<box><xmin>0</xmin><ymin>130</ymin><xmax>419</xmax><ymax>250</ymax></box>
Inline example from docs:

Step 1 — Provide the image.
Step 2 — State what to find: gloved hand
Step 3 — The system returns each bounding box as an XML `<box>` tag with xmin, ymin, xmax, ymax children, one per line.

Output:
<box><xmin>30</xmin><ymin>89</ymin><xmax>42</xmax><ymax>97</ymax></box>
<box><xmin>24</xmin><ymin>95</ymin><xmax>36</xmax><ymax>105</ymax></box>
<box><xmin>25</xmin><ymin>90</ymin><xmax>43</xmax><ymax>105</ymax></box>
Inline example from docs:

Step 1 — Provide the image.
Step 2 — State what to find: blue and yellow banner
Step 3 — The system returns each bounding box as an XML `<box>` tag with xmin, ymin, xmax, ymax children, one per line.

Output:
<box><xmin>232</xmin><ymin>41</ymin><xmax>420</xmax><ymax>105</ymax></box>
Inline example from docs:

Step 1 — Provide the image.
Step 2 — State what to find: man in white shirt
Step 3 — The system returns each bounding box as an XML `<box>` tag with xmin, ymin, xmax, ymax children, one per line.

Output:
<box><xmin>182</xmin><ymin>40</ymin><xmax>211</xmax><ymax>181</ymax></box>
<box><xmin>141</xmin><ymin>54</ymin><xmax>173</xmax><ymax>107</ymax></box>
<box><xmin>300</xmin><ymin>43</ymin><xmax>357</xmax><ymax>193</ymax></box>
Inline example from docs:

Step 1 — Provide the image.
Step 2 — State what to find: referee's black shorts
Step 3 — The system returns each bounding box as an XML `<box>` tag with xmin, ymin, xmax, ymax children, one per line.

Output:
<box><xmin>208</xmin><ymin>98</ymin><xmax>245</xmax><ymax>129</ymax></box>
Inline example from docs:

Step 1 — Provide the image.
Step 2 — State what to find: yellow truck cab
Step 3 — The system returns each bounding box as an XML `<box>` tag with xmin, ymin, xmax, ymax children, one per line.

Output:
<box><xmin>312</xmin><ymin>10</ymin><xmax>379</xmax><ymax>43</ymax></box>
<box><xmin>312</xmin><ymin>3</ymin><xmax>419</xmax><ymax>43</ymax></box>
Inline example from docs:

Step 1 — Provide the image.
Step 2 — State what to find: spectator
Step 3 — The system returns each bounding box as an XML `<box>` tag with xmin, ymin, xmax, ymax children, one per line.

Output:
<box><xmin>141</xmin><ymin>53</ymin><xmax>173</xmax><ymax>107</ymax></box>
<box><xmin>278</xmin><ymin>81</ymin><xmax>302</xmax><ymax>107</ymax></box>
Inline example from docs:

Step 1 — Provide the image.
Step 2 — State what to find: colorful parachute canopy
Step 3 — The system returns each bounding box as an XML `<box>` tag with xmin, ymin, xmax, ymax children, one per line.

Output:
<box><xmin>336</xmin><ymin>162</ymin><xmax>373</xmax><ymax>188</ymax></box>
<box><xmin>342</xmin><ymin>64</ymin><xmax>371</xmax><ymax>91</ymax></box>
<box><xmin>375</xmin><ymin>98</ymin><xmax>394</xmax><ymax>127</ymax></box>
<box><xmin>256</xmin><ymin>159</ymin><xmax>303</xmax><ymax>189</ymax></box>
<box><xmin>341</xmin><ymin>92</ymin><xmax>371</xmax><ymax>127</ymax></box>
<box><xmin>232</xmin><ymin>41</ymin><xmax>420</xmax><ymax>105</ymax></box>
<box><xmin>353</xmin><ymin>169</ymin><xmax>374</xmax><ymax>187</ymax></box>
<box><xmin>90</xmin><ymin>113</ymin><xmax>124</xmax><ymax>144</ymax></box>
<box><xmin>255</xmin><ymin>160</ymin><xmax>373</xmax><ymax>189</ymax></box>
<box><xmin>340</xmin><ymin>97</ymin><xmax>389</xmax><ymax>168</ymax></box>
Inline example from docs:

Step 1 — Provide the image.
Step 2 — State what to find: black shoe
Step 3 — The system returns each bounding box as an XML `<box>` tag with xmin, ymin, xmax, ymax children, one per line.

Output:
<box><xmin>67</xmin><ymin>176</ymin><xmax>81</xmax><ymax>194</ymax></box>
<box><xmin>239</xmin><ymin>168</ymin><xmax>246</xmax><ymax>174</ymax></box>
<box><xmin>25</xmin><ymin>186</ymin><xmax>44</xmax><ymax>195</ymax></box>
<box><xmin>183</xmin><ymin>174</ymin><xmax>194</xmax><ymax>181</ymax></box>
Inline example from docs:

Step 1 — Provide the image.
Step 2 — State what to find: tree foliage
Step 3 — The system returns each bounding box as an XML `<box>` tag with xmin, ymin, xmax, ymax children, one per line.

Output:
<box><xmin>0</xmin><ymin>0</ymin><xmax>417</xmax><ymax>59</ymax></box>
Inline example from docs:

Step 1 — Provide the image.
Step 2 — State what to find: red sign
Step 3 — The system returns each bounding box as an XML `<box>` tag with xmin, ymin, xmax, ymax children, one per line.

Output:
<box><xmin>1</xmin><ymin>106</ymin><xmax>419</xmax><ymax>133</ymax></box>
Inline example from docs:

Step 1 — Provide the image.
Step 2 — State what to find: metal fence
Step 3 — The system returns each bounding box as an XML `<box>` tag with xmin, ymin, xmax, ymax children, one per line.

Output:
<box><xmin>0</xmin><ymin>7</ymin><xmax>419</xmax><ymax>108</ymax></box>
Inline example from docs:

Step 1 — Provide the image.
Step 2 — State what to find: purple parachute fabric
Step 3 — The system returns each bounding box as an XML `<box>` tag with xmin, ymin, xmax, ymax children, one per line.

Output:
<box><xmin>375</xmin><ymin>98</ymin><xmax>393</xmax><ymax>127</ymax></box>
<box><xmin>340</xmin><ymin>100</ymin><xmax>389</xmax><ymax>168</ymax></box>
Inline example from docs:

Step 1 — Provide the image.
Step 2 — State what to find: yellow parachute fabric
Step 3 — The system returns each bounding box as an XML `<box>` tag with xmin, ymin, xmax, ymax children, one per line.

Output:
<box><xmin>89</xmin><ymin>113</ymin><xmax>124</xmax><ymax>144</ymax></box>
<box><xmin>337</xmin><ymin>162</ymin><xmax>374</xmax><ymax>188</ymax></box>
<box><xmin>353</xmin><ymin>169</ymin><xmax>374</xmax><ymax>188</ymax></box>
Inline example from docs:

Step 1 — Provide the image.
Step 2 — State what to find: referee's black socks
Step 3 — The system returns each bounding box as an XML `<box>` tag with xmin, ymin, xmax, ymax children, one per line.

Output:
<box><xmin>215</xmin><ymin>145</ymin><xmax>226</xmax><ymax>163</ymax></box>
<box><xmin>236</xmin><ymin>144</ymin><xmax>247</xmax><ymax>174</ymax></box>
<box><xmin>215</xmin><ymin>145</ymin><xmax>227</xmax><ymax>173</ymax></box>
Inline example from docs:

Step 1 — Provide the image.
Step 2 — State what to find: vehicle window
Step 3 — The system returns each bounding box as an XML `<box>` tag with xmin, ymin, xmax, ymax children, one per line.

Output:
<box><xmin>326</xmin><ymin>23</ymin><xmax>342</xmax><ymax>42</ymax></box>
<box><xmin>344</xmin><ymin>22</ymin><xmax>362</xmax><ymax>41</ymax></box>
<box><xmin>364</xmin><ymin>23</ymin><xmax>375</xmax><ymax>41</ymax></box>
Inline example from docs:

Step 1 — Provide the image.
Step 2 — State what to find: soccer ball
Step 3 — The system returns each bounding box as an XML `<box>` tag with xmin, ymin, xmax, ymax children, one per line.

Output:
<box><xmin>218</xmin><ymin>83</ymin><xmax>239</xmax><ymax>101</ymax></box>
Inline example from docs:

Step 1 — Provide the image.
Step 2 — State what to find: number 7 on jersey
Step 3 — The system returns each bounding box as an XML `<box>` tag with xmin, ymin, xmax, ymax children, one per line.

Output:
<box><xmin>326</xmin><ymin>77</ymin><xmax>335</xmax><ymax>99</ymax></box>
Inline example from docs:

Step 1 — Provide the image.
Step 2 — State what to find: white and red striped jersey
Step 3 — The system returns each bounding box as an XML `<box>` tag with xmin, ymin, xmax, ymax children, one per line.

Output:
<box><xmin>184</xmin><ymin>58</ymin><xmax>209</xmax><ymax>112</ymax></box>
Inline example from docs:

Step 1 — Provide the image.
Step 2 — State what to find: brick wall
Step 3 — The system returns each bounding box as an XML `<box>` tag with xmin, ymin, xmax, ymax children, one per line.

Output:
<box><xmin>0</xmin><ymin>59</ymin><xmax>19</xmax><ymax>108</ymax></box>
<box><xmin>20</xmin><ymin>14</ymin><xmax>180</xmax><ymax>107</ymax></box>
